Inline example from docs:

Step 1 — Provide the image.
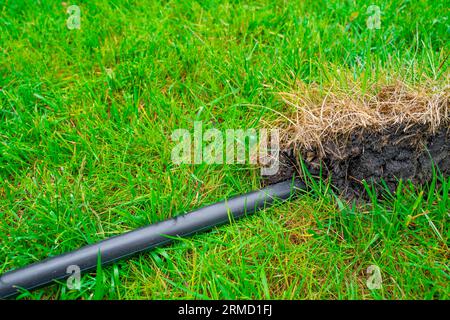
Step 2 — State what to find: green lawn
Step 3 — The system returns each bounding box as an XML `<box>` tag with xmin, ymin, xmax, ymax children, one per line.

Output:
<box><xmin>0</xmin><ymin>0</ymin><xmax>449</xmax><ymax>299</ymax></box>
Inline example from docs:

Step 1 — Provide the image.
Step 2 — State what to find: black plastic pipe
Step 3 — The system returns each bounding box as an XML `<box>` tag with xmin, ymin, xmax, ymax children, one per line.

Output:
<box><xmin>0</xmin><ymin>179</ymin><xmax>304</xmax><ymax>299</ymax></box>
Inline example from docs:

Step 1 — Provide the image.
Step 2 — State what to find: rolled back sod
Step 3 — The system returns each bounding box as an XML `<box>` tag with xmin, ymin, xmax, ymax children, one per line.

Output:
<box><xmin>0</xmin><ymin>82</ymin><xmax>448</xmax><ymax>298</ymax></box>
<box><xmin>265</xmin><ymin>83</ymin><xmax>449</xmax><ymax>198</ymax></box>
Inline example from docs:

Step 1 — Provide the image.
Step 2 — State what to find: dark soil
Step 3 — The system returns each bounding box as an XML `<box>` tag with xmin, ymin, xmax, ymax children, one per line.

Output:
<box><xmin>263</xmin><ymin>124</ymin><xmax>450</xmax><ymax>198</ymax></box>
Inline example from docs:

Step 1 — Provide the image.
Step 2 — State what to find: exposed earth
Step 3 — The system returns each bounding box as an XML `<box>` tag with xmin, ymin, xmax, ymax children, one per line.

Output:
<box><xmin>264</xmin><ymin>124</ymin><xmax>450</xmax><ymax>198</ymax></box>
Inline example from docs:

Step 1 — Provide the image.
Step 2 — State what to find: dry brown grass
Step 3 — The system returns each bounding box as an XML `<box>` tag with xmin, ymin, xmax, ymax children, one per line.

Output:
<box><xmin>277</xmin><ymin>82</ymin><xmax>449</xmax><ymax>155</ymax></box>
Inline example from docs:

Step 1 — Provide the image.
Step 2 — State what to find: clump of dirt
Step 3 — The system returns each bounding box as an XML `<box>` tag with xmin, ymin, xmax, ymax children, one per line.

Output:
<box><xmin>264</xmin><ymin>124</ymin><xmax>450</xmax><ymax>198</ymax></box>
<box><xmin>262</xmin><ymin>82</ymin><xmax>449</xmax><ymax>198</ymax></box>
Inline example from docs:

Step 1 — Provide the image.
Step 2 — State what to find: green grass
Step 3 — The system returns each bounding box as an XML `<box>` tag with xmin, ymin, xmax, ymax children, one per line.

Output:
<box><xmin>0</xmin><ymin>0</ymin><xmax>449</xmax><ymax>299</ymax></box>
